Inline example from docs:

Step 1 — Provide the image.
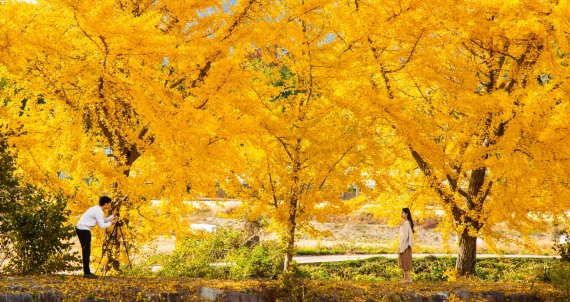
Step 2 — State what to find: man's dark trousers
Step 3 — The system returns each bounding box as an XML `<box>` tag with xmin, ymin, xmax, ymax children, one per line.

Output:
<box><xmin>76</xmin><ymin>228</ymin><xmax>92</xmax><ymax>275</ymax></box>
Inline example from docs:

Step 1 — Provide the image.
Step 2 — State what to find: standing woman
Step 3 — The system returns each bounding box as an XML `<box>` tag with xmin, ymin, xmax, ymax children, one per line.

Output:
<box><xmin>398</xmin><ymin>207</ymin><xmax>414</xmax><ymax>283</ymax></box>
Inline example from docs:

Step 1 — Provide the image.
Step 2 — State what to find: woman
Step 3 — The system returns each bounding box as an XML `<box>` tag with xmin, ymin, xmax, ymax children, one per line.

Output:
<box><xmin>398</xmin><ymin>207</ymin><xmax>414</xmax><ymax>283</ymax></box>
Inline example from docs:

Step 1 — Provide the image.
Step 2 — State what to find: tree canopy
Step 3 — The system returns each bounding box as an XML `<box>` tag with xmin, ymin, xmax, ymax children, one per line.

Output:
<box><xmin>1</xmin><ymin>0</ymin><xmax>569</xmax><ymax>275</ymax></box>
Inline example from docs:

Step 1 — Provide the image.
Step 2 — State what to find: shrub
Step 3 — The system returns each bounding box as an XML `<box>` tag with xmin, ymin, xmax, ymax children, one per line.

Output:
<box><xmin>548</xmin><ymin>229</ymin><xmax>570</xmax><ymax>299</ymax></box>
<box><xmin>549</xmin><ymin>261</ymin><xmax>570</xmax><ymax>299</ymax></box>
<box><xmin>159</xmin><ymin>229</ymin><xmax>242</xmax><ymax>277</ymax></box>
<box><xmin>0</xmin><ymin>133</ymin><xmax>79</xmax><ymax>274</ymax></box>
<box><xmin>553</xmin><ymin>230</ymin><xmax>570</xmax><ymax>262</ymax></box>
<box><xmin>226</xmin><ymin>241</ymin><xmax>283</xmax><ymax>279</ymax></box>
<box><xmin>0</xmin><ymin>188</ymin><xmax>80</xmax><ymax>274</ymax></box>
<box><xmin>158</xmin><ymin>229</ymin><xmax>283</xmax><ymax>279</ymax></box>
<box><xmin>413</xmin><ymin>255</ymin><xmax>455</xmax><ymax>281</ymax></box>
<box><xmin>475</xmin><ymin>257</ymin><xmax>553</xmax><ymax>282</ymax></box>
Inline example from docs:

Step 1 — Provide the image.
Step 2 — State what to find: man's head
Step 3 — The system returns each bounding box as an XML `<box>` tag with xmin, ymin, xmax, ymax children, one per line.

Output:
<box><xmin>99</xmin><ymin>196</ymin><xmax>112</xmax><ymax>209</ymax></box>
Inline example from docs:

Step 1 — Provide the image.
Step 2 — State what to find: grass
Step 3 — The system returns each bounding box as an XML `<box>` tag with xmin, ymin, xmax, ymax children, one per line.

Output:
<box><xmin>295</xmin><ymin>244</ymin><xmax>392</xmax><ymax>256</ymax></box>
<box><xmin>294</xmin><ymin>256</ymin><xmax>559</xmax><ymax>282</ymax></box>
<box><xmin>294</xmin><ymin>244</ymin><xmax>553</xmax><ymax>256</ymax></box>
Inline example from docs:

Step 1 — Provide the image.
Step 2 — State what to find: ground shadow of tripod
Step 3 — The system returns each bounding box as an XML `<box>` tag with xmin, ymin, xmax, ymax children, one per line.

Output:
<box><xmin>96</xmin><ymin>218</ymin><xmax>132</xmax><ymax>276</ymax></box>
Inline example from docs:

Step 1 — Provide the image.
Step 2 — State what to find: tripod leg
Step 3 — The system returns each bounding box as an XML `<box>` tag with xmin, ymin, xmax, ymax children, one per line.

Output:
<box><xmin>96</xmin><ymin>227</ymin><xmax>112</xmax><ymax>273</ymax></box>
<box><xmin>117</xmin><ymin>225</ymin><xmax>132</xmax><ymax>269</ymax></box>
<box><xmin>97</xmin><ymin>223</ymin><xmax>119</xmax><ymax>276</ymax></box>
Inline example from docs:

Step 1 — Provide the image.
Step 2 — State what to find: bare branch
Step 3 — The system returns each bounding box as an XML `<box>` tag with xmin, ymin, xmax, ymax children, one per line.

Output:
<box><xmin>318</xmin><ymin>146</ymin><xmax>354</xmax><ymax>190</ymax></box>
<box><xmin>275</xmin><ymin>135</ymin><xmax>294</xmax><ymax>162</ymax></box>
<box><xmin>267</xmin><ymin>157</ymin><xmax>279</xmax><ymax>208</ymax></box>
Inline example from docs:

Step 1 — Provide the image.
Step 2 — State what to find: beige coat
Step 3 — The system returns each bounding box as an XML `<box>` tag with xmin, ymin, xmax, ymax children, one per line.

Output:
<box><xmin>399</xmin><ymin>220</ymin><xmax>414</xmax><ymax>253</ymax></box>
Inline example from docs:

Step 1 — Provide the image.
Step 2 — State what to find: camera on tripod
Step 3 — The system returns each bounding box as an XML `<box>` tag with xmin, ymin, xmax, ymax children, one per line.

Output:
<box><xmin>97</xmin><ymin>210</ymin><xmax>131</xmax><ymax>275</ymax></box>
<box><xmin>114</xmin><ymin>211</ymin><xmax>127</xmax><ymax>227</ymax></box>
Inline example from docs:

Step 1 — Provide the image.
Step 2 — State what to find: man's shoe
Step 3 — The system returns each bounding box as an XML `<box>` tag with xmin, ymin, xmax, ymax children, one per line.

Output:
<box><xmin>84</xmin><ymin>273</ymin><xmax>98</xmax><ymax>278</ymax></box>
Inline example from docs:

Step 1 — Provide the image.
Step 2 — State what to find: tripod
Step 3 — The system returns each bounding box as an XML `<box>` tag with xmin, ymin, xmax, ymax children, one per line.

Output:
<box><xmin>97</xmin><ymin>218</ymin><xmax>132</xmax><ymax>275</ymax></box>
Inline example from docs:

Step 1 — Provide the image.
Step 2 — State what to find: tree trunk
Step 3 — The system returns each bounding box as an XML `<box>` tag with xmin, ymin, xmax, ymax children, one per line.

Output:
<box><xmin>102</xmin><ymin>180</ymin><xmax>132</xmax><ymax>275</ymax></box>
<box><xmin>283</xmin><ymin>228</ymin><xmax>295</xmax><ymax>271</ymax></box>
<box><xmin>283</xmin><ymin>198</ymin><xmax>297</xmax><ymax>272</ymax></box>
<box><xmin>283</xmin><ymin>140</ymin><xmax>302</xmax><ymax>272</ymax></box>
<box><xmin>456</xmin><ymin>229</ymin><xmax>477</xmax><ymax>276</ymax></box>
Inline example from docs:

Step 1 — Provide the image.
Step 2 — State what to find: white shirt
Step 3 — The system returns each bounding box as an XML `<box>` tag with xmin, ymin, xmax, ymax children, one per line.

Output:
<box><xmin>399</xmin><ymin>220</ymin><xmax>414</xmax><ymax>253</ymax></box>
<box><xmin>76</xmin><ymin>205</ymin><xmax>115</xmax><ymax>231</ymax></box>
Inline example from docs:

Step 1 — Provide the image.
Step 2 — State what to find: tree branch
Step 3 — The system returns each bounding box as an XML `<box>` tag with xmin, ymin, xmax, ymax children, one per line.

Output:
<box><xmin>275</xmin><ymin>135</ymin><xmax>294</xmax><ymax>162</ymax></box>
<box><xmin>318</xmin><ymin>146</ymin><xmax>354</xmax><ymax>190</ymax></box>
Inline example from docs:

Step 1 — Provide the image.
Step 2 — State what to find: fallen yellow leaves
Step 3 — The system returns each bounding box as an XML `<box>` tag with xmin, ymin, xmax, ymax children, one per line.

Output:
<box><xmin>0</xmin><ymin>275</ymin><xmax>565</xmax><ymax>301</ymax></box>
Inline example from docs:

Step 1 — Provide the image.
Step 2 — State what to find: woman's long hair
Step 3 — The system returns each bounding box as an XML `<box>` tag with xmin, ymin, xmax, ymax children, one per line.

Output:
<box><xmin>402</xmin><ymin>208</ymin><xmax>415</xmax><ymax>233</ymax></box>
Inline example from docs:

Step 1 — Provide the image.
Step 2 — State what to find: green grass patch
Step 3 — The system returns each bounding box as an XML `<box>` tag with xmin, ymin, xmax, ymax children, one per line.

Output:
<box><xmin>295</xmin><ymin>245</ymin><xmax>391</xmax><ymax>256</ymax></box>
<box><xmin>295</xmin><ymin>256</ymin><xmax>559</xmax><ymax>283</ymax></box>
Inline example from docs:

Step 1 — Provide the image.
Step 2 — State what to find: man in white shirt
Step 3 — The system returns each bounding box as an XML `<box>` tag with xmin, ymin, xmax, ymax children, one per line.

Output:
<box><xmin>76</xmin><ymin>196</ymin><xmax>118</xmax><ymax>278</ymax></box>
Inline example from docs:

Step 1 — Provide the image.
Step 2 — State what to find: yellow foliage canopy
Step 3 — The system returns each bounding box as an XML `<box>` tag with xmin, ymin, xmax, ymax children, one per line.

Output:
<box><xmin>1</xmin><ymin>0</ymin><xmax>569</xmax><ymax>274</ymax></box>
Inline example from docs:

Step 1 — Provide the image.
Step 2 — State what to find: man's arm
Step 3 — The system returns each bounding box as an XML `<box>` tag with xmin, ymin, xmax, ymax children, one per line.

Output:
<box><xmin>104</xmin><ymin>209</ymin><xmax>119</xmax><ymax>223</ymax></box>
<box><xmin>96</xmin><ymin>208</ymin><xmax>113</xmax><ymax>228</ymax></box>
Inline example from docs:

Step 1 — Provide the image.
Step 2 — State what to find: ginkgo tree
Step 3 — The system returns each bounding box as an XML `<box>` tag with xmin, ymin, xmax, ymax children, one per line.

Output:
<box><xmin>0</xmin><ymin>0</ymin><xmax>266</xmax><ymax>272</ymax></box>
<box><xmin>211</xmin><ymin>2</ymin><xmax>381</xmax><ymax>270</ymax></box>
<box><xmin>337</xmin><ymin>0</ymin><xmax>570</xmax><ymax>275</ymax></box>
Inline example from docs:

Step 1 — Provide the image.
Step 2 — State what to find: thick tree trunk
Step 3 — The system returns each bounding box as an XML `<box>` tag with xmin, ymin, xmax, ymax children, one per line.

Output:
<box><xmin>102</xmin><ymin>178</ymin><xmax>132</xmax><ymax>275</ymax></box>
<box><xmin>456</xmin><ymin>229</ymin><xmax>477</xmax><ymax>276</ymax></box>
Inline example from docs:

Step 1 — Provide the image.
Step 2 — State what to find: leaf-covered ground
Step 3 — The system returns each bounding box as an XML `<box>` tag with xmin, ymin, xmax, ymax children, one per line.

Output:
<box><xmin>0</xmin><ymin>275</ymin><xmax>565</xmax><ymax>301</ymax></box>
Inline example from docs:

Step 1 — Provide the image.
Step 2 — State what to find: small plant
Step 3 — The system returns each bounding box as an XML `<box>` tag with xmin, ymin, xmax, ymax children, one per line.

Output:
<box><xmin>443</xmin><ymin>267</ymin><xmax>458</xmax><ymax>281</ymax></box>
<box><xmin>553</xmin><ymin>230</ymin><xmax>570</xmax><ymax>262</ymax></box>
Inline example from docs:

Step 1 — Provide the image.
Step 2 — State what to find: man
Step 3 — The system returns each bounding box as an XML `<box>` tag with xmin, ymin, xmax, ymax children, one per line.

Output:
<box><xmin>76</xmin><ymin>196</ymin><xmax>117</xmax><ymax>278</ymax></box>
